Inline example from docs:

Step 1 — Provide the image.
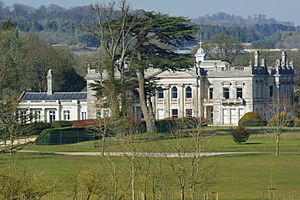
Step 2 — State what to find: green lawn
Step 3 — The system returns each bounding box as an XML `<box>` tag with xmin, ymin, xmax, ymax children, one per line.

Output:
<box><xmin>0</xmin><ymin>153</ymin><xmax>299</xmax><ymax>200</ymax></box>
<box><xmin>25</xmin><ymin>128</ymin><xmax>300</xmax><ymax>154</ymax></box>
<box><xmin>1</xmin><ymin>127</ymin><xmax>300</xmax><ymax>199</ymax></box>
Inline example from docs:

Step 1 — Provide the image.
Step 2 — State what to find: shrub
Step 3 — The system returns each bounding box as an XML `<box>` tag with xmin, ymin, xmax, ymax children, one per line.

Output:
<box><xmin>269</xmin><ymin>112</ymin><xmax>292</xmax><ymax>127</ymax></box>
<box><xmin>294</xmin><ymin>117</ymin><xmax>300</xmax><ymax>127</ymax></box>
<box><xmin>231</xmin><ymin>125</ymin><xmax>250</xmax><ymax>144</ymax></box>
<box><xmin>0</xmin><ymin>164</ymin><xmax>55</xmax><ymax>199</ymax></box>
<box><xmin>238</xmin><ymin>112</ymin><xmax>265</xmax><ymax>127</ymax></box>
<box><xmin>72</xmin><ymin>119</ymin><xmax>102</xmax><ymax>127</ymax></box>
<box><xmin>52</xmin><ymin>120</ymin><xmax>73</xmax><ymax>128</ymax></box>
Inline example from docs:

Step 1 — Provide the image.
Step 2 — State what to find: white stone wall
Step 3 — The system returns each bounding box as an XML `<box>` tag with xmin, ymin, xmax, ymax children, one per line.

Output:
<box><xmin>19</xmin><ymin>100</ymin><xmax>87</xmax><ymax>122</ymax></box>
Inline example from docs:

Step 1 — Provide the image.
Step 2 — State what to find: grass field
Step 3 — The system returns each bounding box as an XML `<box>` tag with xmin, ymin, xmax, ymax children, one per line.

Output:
<box><xmin>24</xmin><ymin>127</ymin><xmax>300</xmax><ymax>154</ymax></box>
<box><xmin>0</xmin><ymin>127</ymin><xmax>300</xmax><ymax>200</ymax></box>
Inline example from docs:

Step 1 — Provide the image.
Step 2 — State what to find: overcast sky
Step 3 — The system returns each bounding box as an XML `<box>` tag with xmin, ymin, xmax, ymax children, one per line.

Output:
<box><xmin>2</xmin><ymin>0</ymin><xmax>300</xmax><ymax>25</ymax></box>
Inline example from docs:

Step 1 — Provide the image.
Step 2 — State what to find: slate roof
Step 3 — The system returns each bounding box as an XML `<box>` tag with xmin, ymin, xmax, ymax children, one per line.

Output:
<box><xmin>20</xmin><ymin>92</ymin><xmax>87</xmax><ymax>101</ymax></box>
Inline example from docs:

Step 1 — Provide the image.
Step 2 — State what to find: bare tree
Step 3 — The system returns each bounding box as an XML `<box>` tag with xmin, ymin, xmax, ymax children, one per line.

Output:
<box><xmin>88</xmin><ymin>116</ymin><xmax>113</xmax><ymax>156</ymax></box>
<box><xmin>165</xmin><ymin>118</ymin><xmax>215</xmax><ymax>200</ymax></box>
<box><xmin>121</xmin><ymin>133</ymin><xmax>153</xmax><ymax>200</ymax></box>
<box><xmin>90</xmin><ymin>0</ymin><xmax>146</xmax><ymax>118</ymax></box>
<box><xmin>264</xmin><ymin>95</ymin><xmax>293</xmax><ymax>156</ymax></box>
<box><xmin>202</xmin><ymin>33</ymin><xmax>243</xmax><ymax>64</ymax></box>
<box><xmin>0</xmin><ymin>95</ymin><xmax>34</xmax><ymax>154</ymax></box>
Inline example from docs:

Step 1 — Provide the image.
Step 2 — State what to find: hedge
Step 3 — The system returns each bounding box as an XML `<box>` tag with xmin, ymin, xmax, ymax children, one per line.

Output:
<box><xmin>156</xmin><ymin>117</ymin><xmax>202</xmax><ymax>133</ymax></box>
<box><xmin>294</xmin><ymin>117</ymin><xmax>300</xmax><ymax>127</ymax></box>
<box><xmin>238</xmin><ymin>112</ymin><xmax>266</xmax><ymax>127</ymax></box>
<box><xmin>24</xmin><ymin>122</ymin><xmax>53</xmax><ymax>136</ymax></box>
<box><xmin>52</xmin><ymin>121</ymin><xmax>73</xmax><ymax>128</ymax></box>
<box><xmin>36</xmin><ymin>126</ymin><xmax>97</xmax><ymax>145</ymax></box>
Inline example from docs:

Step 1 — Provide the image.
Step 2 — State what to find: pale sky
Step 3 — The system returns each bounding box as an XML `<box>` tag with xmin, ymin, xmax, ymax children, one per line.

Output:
<box><xmin>2</xmin><ymin>0</ymin><xmax>300</xmax><ymax>25</ymax></box>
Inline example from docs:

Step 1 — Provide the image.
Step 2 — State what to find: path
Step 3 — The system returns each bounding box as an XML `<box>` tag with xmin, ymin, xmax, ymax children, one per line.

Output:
<box><xmin>18</xmin><ymin>150</ymin><xmax>263</xmax><ymax>158</ymax></box>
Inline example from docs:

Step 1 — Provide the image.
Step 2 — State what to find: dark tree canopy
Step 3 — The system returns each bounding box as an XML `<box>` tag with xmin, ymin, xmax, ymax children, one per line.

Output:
<box><xmin>0</xmin><ymin>25</ymin><xmax>85</xmax><ymax>98</ymax></box>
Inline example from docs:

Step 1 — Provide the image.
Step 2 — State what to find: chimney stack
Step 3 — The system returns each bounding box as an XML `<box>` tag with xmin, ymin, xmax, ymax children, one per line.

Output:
<box><xmin>47</xmin><ymin>69</ymin><xmax>53</xmax><ymax>95</ymax></box>
<box><xmin>254</xmin><ymin>51</ymin><xmax>260</xmax><ymax>67</ymax></box>
<box><xmin>261</xmin><ymin>59</ymin><xmax>266</xmax><ymax>67</ymax></box>
<box><xmin>281</xmin><ymin>51</ymin><xmax>286</xmax><ymax>67</ymax></box>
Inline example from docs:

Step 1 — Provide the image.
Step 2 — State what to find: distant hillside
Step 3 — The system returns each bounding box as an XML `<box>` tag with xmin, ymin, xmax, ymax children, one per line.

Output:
<box><xmin>1</xmin><ymin>2</ymin><xmax>300</xmax><ymax>48</ymax></box>
<box><xmin>193</xmin><ymin>12</ymin><xmax>300</xmax><ymax>48</ymax></box>
<box><xmin>193</xmin><ymin>12</ymin><xmax>295</xmax><ymax>27</ymax></box>
<box><xmin>0</xmin><ymin>1</ymin><xmax>99</xmax><ymax>47</ymax></box>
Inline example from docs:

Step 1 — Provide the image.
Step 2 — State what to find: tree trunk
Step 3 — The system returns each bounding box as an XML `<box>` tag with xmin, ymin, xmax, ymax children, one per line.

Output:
<box><xmin>275</xmin><ymin>133</ymin><xmax>280</xmax><ymax>156</ymax></box>
<box><xmin>180</xmin><ymin>176</ymin><xmax>185</xmax><ymax>200</ymax></box>
<box><xmin>101</xmin><ymin>133</ymin><xmax>106</xmax><ymax>157</ymax></box>
<box><xmin>106</xmin><ymin>61</ymin><xmax>120</xmax><ymax>119</ymax></box>
<box><xmin>136</xmin><ymin>70</ymin><xmax>157</xmax><ymax>133</ymax></box>
<box><xmin>131</xmin><ymin>165</ymin><xmax>136</xmax><ymax>200</ymax></box>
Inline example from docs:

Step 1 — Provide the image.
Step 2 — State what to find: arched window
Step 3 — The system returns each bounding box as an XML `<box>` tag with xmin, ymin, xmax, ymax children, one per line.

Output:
<box><xmin>186</xmin><ymin>86</ymin><xmax>192</xmax><ymax>98</ymax></box>
<box><xmin>171</xmin><ymin>86</ymin><xmax>178</xmax><ymax>99</ymax></box>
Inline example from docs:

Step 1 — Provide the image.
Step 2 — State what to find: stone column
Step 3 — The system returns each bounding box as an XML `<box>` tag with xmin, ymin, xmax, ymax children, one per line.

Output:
<box><xmin>43</xmin><ymin>108</ymin><xmax>47</xmax><ymax>123</ymax></box>
<box><xmin>77</xmin><ymin>100</ymin><xmax>81</xmax><ymax>120</ymax></box>
<box><xmin>58</xmin><ymin>101</ymin><xmax>62</xmax><ymax>121</ymax></box>
<box><xmin>199</xmin><ymin>77</ymin><xmax>204</xmax><ymax>119</ymax></box>
<box><xmin>165</xmin><ymin>85</ymin><xmax>170</xmax><ymax>118</ymax></box>
<box><xmin>179</xmin><ymin>84</ymin><xmax>185</xmax><ymax>117</ymax></box>
<box><xmin>193</xmin><ymin>84</ymin><xmax>199</xmax><ymax>117</ymax></box>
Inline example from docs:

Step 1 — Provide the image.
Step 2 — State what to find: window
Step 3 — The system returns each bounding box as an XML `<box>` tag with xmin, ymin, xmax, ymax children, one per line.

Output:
<box><xmin>171</xmin><ymin>86</ymin><xmax>178</xmax><ymax>99</ymax></box>
<box><xmin>236</xmin><ymin>88</ymin><xmax>243</xmax><ymax>98</ymax></box>
<box><xmin>63</xmin><ymin>110</ymin><xmax>70</xmax><ymax>120</ymax></box>
<box><xmin>223</xmin><ymin>88</ymin><xmax>230</xmax><ymax>99</ymax></box>
<box><xmin>81</xmin><ymin>112</ymin><xmax>87</xmax><ymax>120</ymax></box>
<box><xmin>209</xmin><ymin>88</ymin><xmax>213</xmax><ymax>99</ymax></box>
<box><xmin>20</xmin><ymin>110</ymin><xmax>27</xmax><ymax>124</ymax></box>
<box><xmin>158</xmin><ymin>89</ymin><xmax>164</xmax><ymax>99</ymax></box>
<box><xmin>269</xmin><ymin>86</ymin><xmax>273</xmax><ymax>97</ymax></box>
<box><xmin>96</xmin><ymin>110</ymin><xmax>101</xmax><ymax>118</ymax></box>
<box><xmin>186</xmin><ymin>109</ymin><xmax>193</xmax><ymax>117</ymax></box>
<box><xmin>33</xmin><ymin>110</ymin><xmax>41</xmax><ymax>122</ymax></box>
<box><xmin>49</xmin><ymin>111</ymin><xmax>56</xmax><ymax>123</ymax></box>
<box><xmin>172</xmin><ymin>109</ymin><xmax>178</xmax><ymax>118</ymax></box>
<box><xmin>185</xmin><ymin>86</ymin><xmax>192</xmax><ymax>98</ymax></box>
<box><xmin>103</xmin><ymin>110</ymin><xmax>110</xmax><ymax>118</ymax></box>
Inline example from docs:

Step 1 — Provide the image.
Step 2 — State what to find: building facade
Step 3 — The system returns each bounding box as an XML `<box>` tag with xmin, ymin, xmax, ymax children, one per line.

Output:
<box><xmin>147</xmin><ymin>48</ymin><xmax>294</xmax><ymax>125</ymax></box>
<box><xmin>19</xmin><ymin>48</ymin><xmax>295</xmax><ymax>126</ymax></box>
<box><xmin>19</xmin><ymin>70</ymin><xmax>87</xmax><ymax>123</ymax></box>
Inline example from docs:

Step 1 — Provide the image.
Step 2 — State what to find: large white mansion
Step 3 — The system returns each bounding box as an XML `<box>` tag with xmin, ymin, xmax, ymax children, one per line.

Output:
<box><xmin>19</xmin><ymin>47</ymin><xmax>294</xmax><ymax>125</ymax></box>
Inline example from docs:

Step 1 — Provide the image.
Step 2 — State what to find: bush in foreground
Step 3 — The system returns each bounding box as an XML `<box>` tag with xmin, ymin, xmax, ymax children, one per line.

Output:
<box><xmin>231</xmin><ymin>125</ymin><xmax>250</xmax><ymax>144</ymax></box>
<box><xmin>0</xmin><ymin>165</ymin><xmax>55</xmax><ymax>199</ymax></box>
